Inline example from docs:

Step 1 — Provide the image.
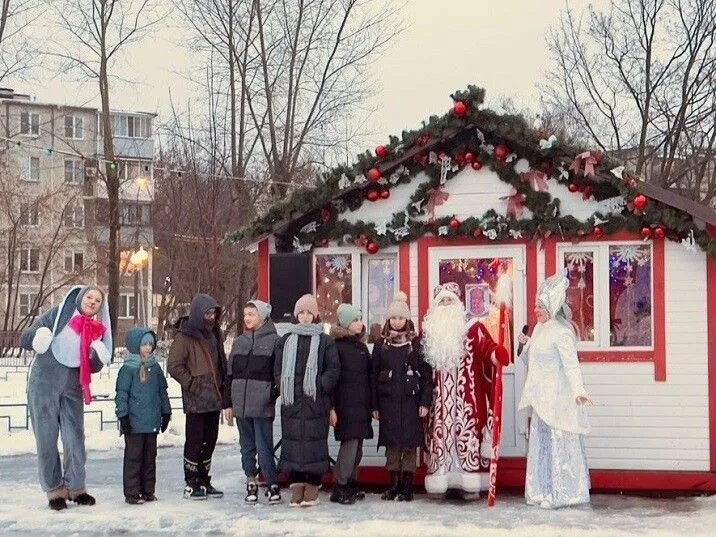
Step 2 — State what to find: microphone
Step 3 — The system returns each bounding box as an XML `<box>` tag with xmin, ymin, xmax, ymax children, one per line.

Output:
<box><xmin>516</xmin><ymin>324</ymin><xmax>530</xmax><ymax>356</ymax></box>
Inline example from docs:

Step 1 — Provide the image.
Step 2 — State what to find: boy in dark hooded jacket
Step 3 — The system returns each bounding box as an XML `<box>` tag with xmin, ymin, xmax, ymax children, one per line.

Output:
<box><xmin>115</xmin><ymin>328</ymin><xmax>171</xmax><ymax>504</ymax></box>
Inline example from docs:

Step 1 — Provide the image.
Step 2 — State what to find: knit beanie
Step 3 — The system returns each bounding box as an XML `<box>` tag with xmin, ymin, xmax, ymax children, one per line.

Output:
<box><xmin>293</xmin><ymin>293</ymin><xmax>319</xmax><ymax>318</ymax></box>
<box><xmin>246</xmin><ymin>299</ymin><xmax>272</xmax><ymax>321</ymax></box>
<box><xmin>337</xmin><ymin>303</ymin><xmax>362</xmax><ymax>328</ymax></box>
<box><xmin>386</xmin><ymin>291</ymin><xmax>411</xmax><ymax>319</ymax></box>
<box><xmin>139</xmin><ymin>332</ymin><xmax>156</xmax><ymax>350</ymax></box>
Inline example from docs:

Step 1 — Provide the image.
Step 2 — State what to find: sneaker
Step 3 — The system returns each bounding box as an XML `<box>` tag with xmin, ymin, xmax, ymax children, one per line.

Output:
<box><xmin>48</xmin><ymin>498</ymin><xmax>67</xmax><ymax>511</ymax></box>
<box><xmin>71</xmin><ymin>492</ymin><xmax>96</xmax><ymax>506</ymax></box>
<box><xmin>203</xmin><ymin>482</ymin><xmax>224</xmax><ymax>499</ymax></box>
<box><xmin>300</xmin><ymin>484</ymin><xmax>320</xmax><ymax>507</ymax></box>
<box><xmin>141</xmin><ymin>493</ymin><xmax>157</xmax><ymax>502</ymax></box>
<box><xmin>183</xmin><ymin>485</ymin><xmax>207</xmax><ymax>500</ymax></box>
<box><xmin>125</xmin><ymin>495</ymin><xmax>144</xmax><ymax>505</ymax></box>
<box><xmin>245</xmin><ymin>482</ymin><xmax>259</xmax><ymax>504</ymax></box>
<box><xmin>266</xmin><ymin>484</ymin><xmax>281</xmax><ymax>505</ymax></box>
<box><xmin>289</xmin><ymin>483</ymin><xmax>305</xmax><ymax>507</ymax></box>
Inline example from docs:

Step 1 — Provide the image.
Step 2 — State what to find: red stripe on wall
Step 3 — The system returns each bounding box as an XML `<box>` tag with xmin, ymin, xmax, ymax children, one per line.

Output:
<box><xmin>707</xmin><ymin>224</ymin><xmax>716</xmax><ymax>472</ymax></box>
<box><xmin>399</xmin><ymin>242</ymin><xmax>411</xmax><ymax>299</ymax></box>
<box><xmin>257</xmin><ymin>239</ymin><xmax>269</xmax><ymax>301</ymax></box>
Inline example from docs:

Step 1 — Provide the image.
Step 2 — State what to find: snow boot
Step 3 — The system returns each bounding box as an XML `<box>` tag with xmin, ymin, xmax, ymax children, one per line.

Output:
<box><xmin>48</xmin><ymin>498</ymin><xmax>67</xmax><ymax>511</ymax></box>
<box><xmin>71</xmin><ymin>492</ymin><xmax>96</xmax><ymax>506</ymax></box>
<box><xmin>300</xmin><ymin>484</ymin><xmax>320</xmax><ymax>507</ymax></box>
<box><xmin>381</xmin><ymin>471</ymin><xmax>401</xmax><ymax>501</ymax></box>
<box><xmin>245</xmin><ymin>481</ymin><xmax>259</xmax><ymax>504</ymax></box>
<box><xmin>142</xmin><ymin>493</ymin><xmax>157</xmax><ymax>502</ymax></box>
<box><xmin>330</xmin><ymin>484</ymin><xmax>356</xmax><ymax>505</ymax></box>
<box><xmin>396</xmin><ymin>471</ymin><xmax>414</xmax><ymax>502</ymax></box>
<box><xmin>289</xmin><ymin>483</ymin><xmax>306</xmax><ymax>507</ymax></box>
<box><xmin>348</xmin><ymin>479</ymin><xmax>365</xmax><ymax>501</ymax></box>
<box><xmin>203</xmin><ymin>482</ymin><xmax>223</xmax><ymax>498</ymax></box>
<box><xmin>125</xmin><ymin>495</ymin><xmax>144</xmax><ymax>505</ymax></box>
<box><xmin>183</xmin><ymin>485</ymin><xmax>207</xmax><ymax>500</ymax></box>
<box><xmin>266</xmin><ymin>484</ymin><xmax>282</xmax><ymax>505</ymax></box>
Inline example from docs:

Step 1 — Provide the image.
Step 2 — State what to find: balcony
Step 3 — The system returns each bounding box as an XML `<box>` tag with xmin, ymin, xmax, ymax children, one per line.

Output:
<box><xmin>95</xmin><ymin>225</ymin><xmax>153</xmax><ymax>247</ymax></box>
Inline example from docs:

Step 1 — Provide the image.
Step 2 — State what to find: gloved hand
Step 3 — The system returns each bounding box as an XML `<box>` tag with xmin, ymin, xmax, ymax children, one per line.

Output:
<box><xmin>119</xmin><ymin>416</ymin><xmax>132</xmax><ymax>436</ymax></box>
<box><xmin>160</xmin><ymin>414</ymin><xmax>171</xmax><ymax>433</ymax></box>
<box><xmin>90</xmin><ymin>340</ymin><xmax>112</xmax><ymax>366</ymax></box>
<box><xmin>32</xmin><ymin>327</ymin><xmax>53</xmax><ymax>354</ymax></box>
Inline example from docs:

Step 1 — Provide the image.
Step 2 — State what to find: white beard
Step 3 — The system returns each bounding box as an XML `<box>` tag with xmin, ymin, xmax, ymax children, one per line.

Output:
<box><xmin>423</xmin><ymin>303</ymin><xmax>467</xmax><ymax>372</ymax></box>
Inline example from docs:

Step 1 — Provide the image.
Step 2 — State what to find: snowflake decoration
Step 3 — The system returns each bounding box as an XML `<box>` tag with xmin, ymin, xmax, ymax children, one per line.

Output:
<box><xmin>557</xmin><ymin>163</ymin><xmax>569</xmax><ymax>181</ymax></box>
<box><xmin>508</xmin><ymin>229</ymin><xmax>523</xmax><ymax>239</ymax></box>
<box><xmin>376</xmin><ymin>221</ymin><xmax>390</xmax><ymax>236</ymax></box>
<box><xmin>388</xmin><ymin>171</ymin><xmax>401</xmax><ymax>184</ymax></box>
<box><xmin>353</xmin><ymin>174</ymin><xmax>367</xmax><ymax>185</ymax></box>
<box><xmin>292</xmin><ymin>236</ymin><xmax>311</xmax><ymax>253</ymax></box>
<box><xmin>681</xmin><ymin>230</ymin><xmax>697</xmax><ymax>252</ymax></box>
<box><xmin>439</xmin><ymin>156</ymin><xmax>452</xmax><ymax>185</ymax></box>
<box><xmin>475</xmin><ymin>127</ymin><xmax>486</xmax><ymax>145</ymax></box>
<box><xmin>597</xmin><ymin>197</ymin><xmax>627</xmax><ymax>214</ymax></box>
<box><xmin>592</xmin><ymin>215</ymin><xmax>609</xmax><ymax>226</ymax></box>
<box><xmin>428</xmin><ymin>151</ymin><xmax>438</xmax><ymax>164</ymax></box>
<box><xmin>485</xmin><ymin>229</ymin><xmax>498</xmax><ymax>240</ymax></box>
<box><xmin>437</xmin><ymin>225</ymin><xmax>449</xmax><ymax>236</ymax></box>
<box><xmin>565</xmin><ymin>252</ymin><xmax>592</xmax><ymax>275</ymax></box>
<box><xmin>506</xmin><ymin>153</ymin><xmax>518</xmax><ymax>163</ymax></box>
<box><xmin>610</xmin><ymin>166</ymin><xmax>625</xmax><ymax>178</ymax></box>
<box><xmin>397</xmin><ymin>164</ymin><xmax>410</xmax><ymax>176</ymax></box>
<box><xmin>392</xmin><ymin>226</ymin><xmax>410</xmax><ymax>240</ymax></box>
<box><xmin>402</xmin><ymin>210</ymin><xmax>411</xmax><ymax>227</ymax></box>
<box><xmin>338</xmin><ymin>173</ymin><xmax>351</xmax><ymax>190</ymax></box>
<box><xmin>611</xmin><ymin>245</ymin><xmax>649</xmax><ymax>267</ymax></box>
<box><xmin>411</xmin><ymin>199</ymin><xmax>425</xmax><ymax>212</ymax></box>
<box><xmin>325</xmin><ymin>255</ymin><xmax>351</xmax><ymax>277</ymax></box>
<box><xmin>300</xmin><ymin>221</ymin><xmax>319</xmax><ymax>234</ymax></box>
<box><xmin>539</xmin><ymin>134</ymin><xmax>558</xmax><ymax>150</ymax></box>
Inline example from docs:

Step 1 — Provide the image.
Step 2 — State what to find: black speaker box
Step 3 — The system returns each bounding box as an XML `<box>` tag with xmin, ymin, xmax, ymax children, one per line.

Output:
<box><xmin>269</xmin><ymin>253</ymin><xmax>312</xmax><ymax>321</ymax></box>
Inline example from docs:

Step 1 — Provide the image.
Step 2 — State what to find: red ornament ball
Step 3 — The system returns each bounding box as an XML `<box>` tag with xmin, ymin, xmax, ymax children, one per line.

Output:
<box><xmin>593</xmin><ymin>226</ymin><xmax>604</xmax><ymax>238</ymax></box>
<box><xmin>449</xmin><ymin>218</ymin><xmax>461</xmax><ymax>230</ymax></box>
<box><xmin>464</xmin><ymin>152</ymin><xmax>474</xmax><ymax>163</ymax></box>
<box><xmin>494</xmin><ymin>144</ymin><xmax>509</xmax><ymax>162</ymax></box>
<box><xmin>654</xmin><ymin>226</ymin><xmax>666</xmax><ymax>239</ymax></box>
<box><xmin>471</xmin><ymin>161</ymin><xmax>482</xmax><ymax>171</ymax></box>
<box><xmin>473</xmin><ymin>228</ymin><xmax>483</xmax><ymax>238</ymax></box>
<box><xmin>452</xmin><ymin>101</ymin><xmax>467</xmax><ymax>117</ymax></box>
<box><xmin>641</xmin><ymin>227</ymin><xmax>653</xmax><ymax>239</ymax></box>
<box><xmin>366</xmin><ymin>242</ymin><xmax>379</xmax><ymax>255</ymax></box>
<box><xmin>375</xmin><ymin>145</ymin><xmax>388</xmax><ymax>158</ymax></box>
<box><xmin>633</xmin><ymin>194</ymin><xmax>648</xmax><ymax>211</ymax></box>
<box><xmin>568</xmin><ymin>183</ymin><xmax>579</xmax><ymax>193</ymax></box>
<box><xmin>380</xmin><ymin>190</ymin><xmax>390</xmax><ymax>199</ymax></box>
<box><xmin>367</xmin><ymin>167</ymin><xmax>382</xmax><ymax>182</ymax></box>
<box><xmin>320</xmin><ymin>208</ymin><xmax>332</xmax><ymax>222</ymax></box>
<box><xmin>367</xmin><ymin>190</ymin><xmax>379</xmax><ymax>202</ymax></box>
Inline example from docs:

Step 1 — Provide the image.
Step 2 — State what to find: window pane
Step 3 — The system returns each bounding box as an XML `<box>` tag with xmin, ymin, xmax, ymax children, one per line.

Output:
<box><xmin>30</xmin><ymin>249</ymin><xmax>39</xmax><ymax>271</ymax></box>
<box><xmin>315</xmin><ymin>254</ymin><xmax>352</xmax><ymax>325</ymax></box>
<box><xmin>563</xmin><ymin>251</ymin><xmax>596</xmax><ymax>342</ymax></box>
<box><xmin>30</xmin><ymin>157</ymin><xmax>40</xmax><ymax>180</ymax></box>
<box><xmin>128</xmin><ymin>116</ymin><xmax>135</xmax><ymax>137</ymax></box>
<box><xmin>609</xmin><ymin>245</ymin><xmax>652</xmax><ymax>346</ymax></box>
<box><xmin>20</xmin><ymin>112</ymin><xmax>29</xmax><ymax>134</ymax></box>
<box><xmin>75</xmin><ymin>252</ymin><xmax>84</xmax><ymax>271</ymax></box>
<box><xmin>365</xmin><ymin>257</ymin><xmax>397</xmax><ymax>343</ymax></box>
<box><xmin>75</xmin><ymin>117</ymin><xmax>83</xmax><ymax>138</ymax></box>
<box><xmin>65</xmin><ymin>116</ymin><xmax>73</xmax><ymax>138</ymax></box>
<box><xmin>64</xmin><ymin>160</ymin><xmax>74</xmax><ymax>182</ymax></box>
<box><xmin>31</xmin><ymin>114</ymin><xmax>39</xmax><ymax>135</ymax></box>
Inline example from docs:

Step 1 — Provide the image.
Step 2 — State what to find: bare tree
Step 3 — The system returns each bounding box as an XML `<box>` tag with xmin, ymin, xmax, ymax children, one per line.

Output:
<box><xmin>542</xmin><ymin>0</ymin><xmax>716</xmax><ymax>204</ymax></box>
<box><xmin>0</xmin><ymin>0</ymin><xmax>41</xmax><ymax>82</ymax></box>
<box><xmin>45</xmin><ymin>0</ymin><xmax>165</xmax><ymax>339</ymax></box>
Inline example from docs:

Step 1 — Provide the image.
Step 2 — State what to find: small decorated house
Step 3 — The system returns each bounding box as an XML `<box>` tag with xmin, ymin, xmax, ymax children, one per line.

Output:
<box><xmin>230</xmin><ymin>86</ymin><xmax>716</xmax><ymax>493</ymax></box>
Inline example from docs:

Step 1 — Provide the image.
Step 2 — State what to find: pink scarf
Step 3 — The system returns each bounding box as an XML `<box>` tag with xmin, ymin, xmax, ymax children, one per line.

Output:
<box><xmin>68</xmin><ymin>315</ymin><xmax>107</xmax><ymax>404</ymax></box>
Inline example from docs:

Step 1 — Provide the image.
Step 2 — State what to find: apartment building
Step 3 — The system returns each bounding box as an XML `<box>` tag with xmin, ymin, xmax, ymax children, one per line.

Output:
<box><xmin>0</xmin><ymin>88</ymin><xmax>155</xmax><ymax>341</ymax></box>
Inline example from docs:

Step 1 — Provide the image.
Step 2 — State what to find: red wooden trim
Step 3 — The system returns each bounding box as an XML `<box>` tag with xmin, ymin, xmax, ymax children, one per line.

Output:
<box><xmin>257</xmin><ymin>238</ymin><xmax>269</xmax><ymax>301</ymax></box>
<box><xmin>417</xmin><ymin>236</ymin><xmax>537</xmax><ymax>331</ymax></box>
<box><xmin>547</xmin><ymin>232</ymin><xmax>666</xmax><ymax>381</ymax></box>
<box><xmin>707</xmin><ymin>224</ymin><xmax>716</xmax><ymax>472</ymax></box>
<box><xmin>399</xmin><ymin>242</ymin><xmax>411</xmax><ymax>299</ymax></box>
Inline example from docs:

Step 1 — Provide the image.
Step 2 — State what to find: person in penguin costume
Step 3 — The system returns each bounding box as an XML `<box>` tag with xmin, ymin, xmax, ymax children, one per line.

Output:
<box><xmin>20</xmin><ymin>285</ymin><xmax>112</xmax><ymax>511</ymax></box>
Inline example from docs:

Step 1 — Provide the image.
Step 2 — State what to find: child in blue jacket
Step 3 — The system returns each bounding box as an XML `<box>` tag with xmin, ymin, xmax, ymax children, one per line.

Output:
<box><xmin>115</xmin><ymin>328</ymin><xmax>171</xmax><ymax>504</ymax></box>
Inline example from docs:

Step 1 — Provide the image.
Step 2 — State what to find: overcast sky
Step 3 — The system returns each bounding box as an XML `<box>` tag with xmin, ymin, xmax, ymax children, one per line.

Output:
<box><xmin>16</xmin><ymin>0</ymin><xmax>600</xmax><ymax>148</ymax></box>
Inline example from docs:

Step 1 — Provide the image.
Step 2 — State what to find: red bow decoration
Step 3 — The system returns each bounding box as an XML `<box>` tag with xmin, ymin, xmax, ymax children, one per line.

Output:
<box><xmin>569</xmin><ymin>151</ymin><xmax>600</xmax><ymax>178</ymax></box>
<box><xmin>520</xmin><ymin>169</ymin><xmax>549</xmax><ymax>192</ymax></box>
<box><xmin>68</xmin><ymin>315</ymin><xmax>107</xmax><ymax>405</ymax></box>
<box><xmin>425</xmin><ymin>186</ymin><xmax>449</xmax><ymax>222</ymax></box>
<box><xmin>500</xmin><ymin>188</ymin><xmax>525</xmax><ymax>219</ymax></box>
<box><xmin>354</xmin><ymin>234</ymin><xmax>369</xmax><ymax>248</ymax></box>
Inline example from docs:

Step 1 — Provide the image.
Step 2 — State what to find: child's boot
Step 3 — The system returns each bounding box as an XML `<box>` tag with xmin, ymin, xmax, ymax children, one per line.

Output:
<box><xmin>245</xmin><ymin>480</ymin><xmax>259</xmax><ymax>504</ymax></box>
<box><xmin>347</xmin><ymin>479</ymin><xmax>365</xmax><ymax>501</ymax></box>
<box><xmin>300</xmin><ymin>484</ymin><xmax>320</xmax><ymax>507</ymax></box>
<box><xmin>381</xmin><ymin>471</ymin><xmax>401</xmax><ymax>500</ymax></box>
<box><xmin>289</xmin><ymin>483</ymin><xmax>306</xmax><ymax>507</ymax></box>
<box><xmin>330</xmin><ymin>484</ymin><xmax>356</xmax><ymax>505</ymax></box>
<box><xmin>266</xmin><ymin>484</ymin><xmax>282</xmax><ymax>505</ymax></box>
<box><xmin>396</xmin><ymin>471</ymin><xmax>414</xmax><ymax>502</ymax></box>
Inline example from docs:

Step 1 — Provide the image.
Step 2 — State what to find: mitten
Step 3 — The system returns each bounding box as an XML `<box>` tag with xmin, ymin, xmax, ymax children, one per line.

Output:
<box><xmin>32</xmin><ymin>327</ymin><xmax>53</xmax><ymax>354</ymax></box>
<box><xmin>90</xmin><ymin>340</ymin><xmax>112</xmax><ymax>365</ymax></box>
<box><xmin>119</xmin><ymin>416</ymin><xmax>132</xmax><ymax>436</ymax></box>
<box><xmin>160</xmin><ymin>413</ymin><xmax>171</xmax><ymax>433</ymax></box>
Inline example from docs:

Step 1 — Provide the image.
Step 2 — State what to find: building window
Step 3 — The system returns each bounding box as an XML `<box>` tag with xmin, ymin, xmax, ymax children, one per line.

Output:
<box><xmin>363</xmin><ymin>256</ymin><xmax>398</xmax><ymax>343</ymax></box>
<box><xmin>315</xmin><ymin>254</ymin><xmax>352</xmax><ymax>325</ymax></box>
<box><xmin>63</xmin><ymin>201</ymin><xmax>85</xmax><ymax>229</ymax></box>
<box><xmin>19</xmin><ymin>248</ymin><xmax>40</xmax><ymax>273</ymax></box>
<box><xmin>19</xmin><ymin>204</ymin><xmax>39</xmax><ymax>226</ymax></box>
<box><xmin>64</xmin><ymin>159</ymin><xmax>85</xmax><ymax>184</ymax></box>
<box><xmin>19</xmin><ymin>293</ymin><xmax>40</xmax><ymax>317</ymax></box>
<box><xmin>64</xmin><ymin>116</ymin><xmax>84</xmax><ymax>139</ymax></box>
<box><xmin>118</xmin><ymin>294</ymin><xmax>136</xmax><ymax>319</ymax></box>
<box><xmin>20</xmin><ymin>112</ymin><xmax>40</xmax><ymax>136</ymax></box>
<box><xmin>559</xmin><ymin>242</ymin><xmax>653</xmax><ymax>349</ymax></box>
<box><xmin>111</xmin><ymin>115</ymin><xmax>151</xmax><ymax>138</ymax></box>
<box><xmin>121</xmin><ymin>203</ymin><xmax>150</xmax><ymax>225</ymax></box>
<box><xmin>19</xmin><ymin>156</ymin><xmax>40</xmax><ymax>182</ymax></box>
<box><xmin>64</xmin><ymin>251</ymin><xmax>84</xmax><ymax>272</ymax></box>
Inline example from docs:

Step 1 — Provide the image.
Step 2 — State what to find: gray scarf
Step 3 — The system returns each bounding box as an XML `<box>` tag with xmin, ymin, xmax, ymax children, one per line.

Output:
<box><xmin>280</xmin><ymin>322</ymin><xmax>324</xmax><ymax>406</ymax></box>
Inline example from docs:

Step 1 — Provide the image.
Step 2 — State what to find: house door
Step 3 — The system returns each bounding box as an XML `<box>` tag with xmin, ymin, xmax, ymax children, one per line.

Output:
<box><xmin>428</xmin><ymin>245</ymin><xmax>528</xmax><ymax>457</ymax></box>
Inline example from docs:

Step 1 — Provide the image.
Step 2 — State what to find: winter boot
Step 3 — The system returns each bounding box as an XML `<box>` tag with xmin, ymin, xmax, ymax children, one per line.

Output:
<box><xmin>141</xmin><ymin>493</ymin><xmax>157</xmax><ymax>502</ymax></box>
<box><xmin>348</xmin><ymin>479</ymin><xmax>365</xmax><ymax>501</ymax></box>
<box><xmin>183</xmin><ymin>483</ymin><xmax>207</xmax><ymax>500</ymax></box>
<box><xmin>300</xmin><ymin>484</ymin><xmax>320</xmax><ymax>507</ymax></box>
<box><xmin>396</xmin><ymin>471</ymin><xmax>414</xmax><ymax>502</ymax></box>
<box><xmin>289</xmin><ymin>483</ymin><xmax>306</xmax><ymax>507</ymax></box>
<box><xmin>266</xmin><ymin>484</ymin><xmax>282</xmax><ymax>505</ymax></box>
<box><xmin>48</xmin><ymin>498</ymin><xmax>67</xmax><ymax>511</ymax></box>
<box><xmin>71</xmin><ymin>492</ymin><xmax>96</xmax><ymax>506</ymax></box>
<box><xmin>125</xmin><ymin>495</ymin><xmax>144</xmax><ymax>505</ymax></box>
<box><xmin>330</xmin><ymin>484</ymin><xmax>356</xmax><ymax>505</ymax></box>
<box><xmin>245</xmin><ymin>481</ymin><xmax>259</xmax><ymax>504</ymax></box>
<box><xmin>203</xmin><ymin>479</ymin><xmax>224</xmax><ymax>499</ymax></box>
<box><xmin>381</xmin><ymin>471</ymin><xmax>401</xmax><ymax>501</ymax></box>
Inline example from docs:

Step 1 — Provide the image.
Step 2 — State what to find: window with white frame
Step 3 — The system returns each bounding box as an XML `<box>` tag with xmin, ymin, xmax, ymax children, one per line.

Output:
<box><xmin>19</xmin><ymin>156</ymin><xmax>40</xmax><ymax>182</ymax></box>
<box><xmin>64</xmin><ymin>116</ymin><xmax>84</xmax><ymax>139</ymax></box>
<box><xmin>63</xmin><ymin>201</ymin><xmax>85</xmax><ymax>228</ymax></box>
<box><xmin>121</xmin><ymin>203</ymin><xmax>150</xmax><ymax>225</ymax></box>
<box><xmin>19</xmin><ymin>293</ymin><xmax>40</xmax><ymax>317</ymax></box>
<box><xmin>313</xmin><ymin>249</ymin><xmax>398</xmax><ymax>341</ymax></box>
<box><xmin>19</xmin><ymin>248</ymin><xmax>40</xmax><ymax>272</ymax></box>
<box><xmin>558</xmin><ymin>242</ymin><xmax>653</xmax><ymax>348</ymax></box>
<box><xmin>64</xmin><ymin>159</ymin><xmax>85</xmax><ymax>184</ymax></box>
<box><xmin>110</xmin><ymin>114</ymin><xmax>151</xmax><ymax>138</ymax></box>
<box><xmin>20</xmin><ymin>112</ymin><xmax>40</xmax><ymax>136</ymax></box>
<box><xmin>64</xmin><ymin>251</ymin><xmax>84</xmax><ymax>272</ymax></box>
<box><xmin>19</xmin><ymin>204</ymin><xmax>39</xmax><ymax>226</ymax></box>
<box><xmin>118</xmin><ymin>294</ymin><xmax>136</xmax><ymax>319</ymax></box>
